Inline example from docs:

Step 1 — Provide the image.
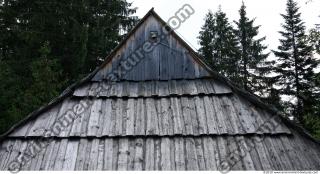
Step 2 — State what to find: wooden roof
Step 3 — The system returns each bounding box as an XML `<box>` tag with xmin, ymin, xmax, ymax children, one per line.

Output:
<box><xmin>0</xmin><ymin>9</ymin><xmax>319</xmax><ymax>171</ymax></box>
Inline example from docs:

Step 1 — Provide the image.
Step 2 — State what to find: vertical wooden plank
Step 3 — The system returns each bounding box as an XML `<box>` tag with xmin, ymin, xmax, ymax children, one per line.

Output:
<box><xmin>225</xmin><ymin>136</ymin><xmax>245</xmax><ymax>170</ymax></box>
<box><xmin>80</xmin><ymin>99</ymin><xmax>93</xmax><ymax>137</ymax></box>
<box><xmin>87</xmin><ymin>99</ymin><xmax>102</xmax><ymax>136</ymax></box>
<box><xmin>102</xmin><ymin>99</ymin><xmax>113</xmax><ymax>136</ymax></box>
<box><xmin>61</xmin><ymin>100</ymin><xmax>80</xmax><ymax>137</ymax></box>
<box><xmin>231</xmin><ymin>95</ymin><xmax>257</xmax><ymax>133</ymax></box>
<box><xmin>220</xmin><ymin>96</ymin><xmax>244</xmax><ymax>133</ymax></box>
<box><xmin>133</xmin><ymin>138</ymin><xmax>144</xmax><ymax>170</ymax></box>
<box><xmin>235</xmin><ymin>136</ymin><xmax>255</xmax><ymax>170</ymax></box>
<box><xmin>211</xmin><ymin>96</ymin><xmax>229</xmax><ymax>134</ymax></box>
<box><xmin>121</xmin><ymin>100</ymin><xmax>128</xmax><ymax>136</ymax></box>
<box><xmin>112</xmin><ymin>138</ymin><xmax>122</xmax><ymax>169</ymax></box>
<box><xmin>160</xmin><ymin>138</ymin><xmax>171</xmax><ymax>170</ymax></box>
<box><xmin>159</xmin><ymin>43</ymin><xmax>169</xmax><ymax>80</ymax></box>
<box><xmin>33</xmin><ymin>140</ymin><xmax>48</xmax><ymax>170</ymax></box>
<box><xmin>289</xmin><ymin>135</ymin><xmax>313</xmax><ymax>169</ymax></box>
<box><xmin>158</xmin><ymin>81</ymin><xmax>169</xmax><ymax>96</ymax></box>
<box><xmin>103</xmin><ymin>138</ymin><xmax>114</xmax><ymax>170</ymax></box>
<box><xmin>47</xmin><ymin>140</ymin><xmax>62</xmax><ymax>170</ymax></box>
<box><xmin>195</xmin><ymin>79</ymin><xmax>206</xmax><ymax>94</ymax></box>
<box><xmin>115</xmin><ymin>82</ymin><xmax>124</xmax><ymax>97</ymax></box>
<box><xmin>82</xmin><ymin>139</ymin><xmax>93</xmax><ymax>170</ymax></box>
<box><xmin>189</xmin><ymin>80</ymin><xmax>198</xmax><ymax>95</ymax></box>
<box><xmin>126</xmin><ymin>139</ymin><xmax>135</xmax><ymax>170</ymax></box>
<box><xmin>194</xmin><ymin>97</ymin><xmax>208</xmax><ymax>134</ymax></box>
<box><xmin>118</xmin><ymin>138</ymin><xmax>129</xmax><ymax>170</ymax></box>
<box><xmin>185</xmin><ymin>138</ymin><xmax>199</xmax><ymax>170</ymax></box>
<box><xmin>53</xmin><ymin>139</ymin><xmax>68</xmax><ymax>170</ymax></box>
<box><xmin>145</xmin><ymin>138</ymin><xmax>155</xmax><ymax>170</ymax></box>
<box><xmin>115</xmin><ymin>99</ymin><xmax>123</xmax><ymax>136</ymax></box>
<box><xmin>244</xmin><ymin>138</ymin><xmax>263</xmax><ymax>170</ymax></box>
<box><xmin>194</xmin><ymin>63</ymin><xmax>200</xmax><ymax>78</ymax></box>
<box><xmin>159</xmin><ymin>98</ymin><xmax>172</xmax><ymax>135</ymax></box>
<box><xmin>171</xmin><ymin>97</ymin><xmax>185</xmax><ymax>134</ymax></box>
<box><xmin>97</xmin><ymin>139</ymin><xmax>105</xmax><ymax>170</ymax></box>
<box><xmin>3</xmin><ymin>139</ymin><xmax>21</xmax><ymax>170</ymax></box>
<box><xmin>216</xmin><ymin>137</ymin><xmax>229</xmax><ymax>170</ymax></box>
<box><xmin>126</xmin><ymin>99</ymin><xmax>135</xmax><ymax>136</ymax></box>
<box><xmin>154</xmin><ymin>139</ymin><xmax>161</xmax><ymax>170</ymax></box>
<box><xmin>203</xmin><ymin>137</ymin><xmax>217</xmax><ymax>170</ymax></box>
<box><xmin>181</xmin><ymin>97</ymin><xmax>193</xmax><ymax>135</ymax></box>
<box><xmin>169</xmin><ymin>138</ymin><xmax>176</xmax><ymax>170</ymax></box>
<box><xmin>62</xmin><ymin>140</ymin><xmax>79</xmax><ymax>170</ymax></box>
<box><xmin>251</xmin><ymin>136</ymin><xmax>273</xmax><ymax>170</ymax></box>
<box><xmin>203</xmin><ymin>96</ymin><xmax>218</xmax><ymax>134</ymax></box>
<box><xmin>75</xmin><ymin>139</ymin><xmax>88</xmax><ymax>170</ymax></box>
<box><xmin>88</xmin><ymin>139</ymin><xmax>100</xmax><ymax>170</ymax></box>
<box><xmin>271</xmin><ymin>137</ymin><xmax>294</xmax><ymax>170</ymax></box>
<box><xmin>166</xmin><ymin>98</ymin><xmax>174</xmax><ymax>135</ymax></box>
<box><xmin>188</xmin><ymin>97</ymin><xmax>200</xmax><ymax>135</ymax></box>
<box><xmin>168</xmin><ymin>80</ymin><xmax>177</xmax><ymax>95</ymax></box>
<box><xmin>194</xmin><ymin>138</ymin><xmax>206</xmax><ymax>170</ymax></box>
<box><xmin>174</xmin><ymin>41</ymin><xmax>184</xmax><ymax>79</ymax></box>
<box><xmin>0</xmin><ymin>141</ymin><xmax>11</xmax><ymax>169</ymax></box>
<box><xmin>22</xmin><ymin>140</ymin><xmax>37</xmax><ymax>171</ymax></box>
<box><xmin>70</xmin><ymin>101</ymin><xmax>86</xmax><ymax>137</ymax></box>
<box><xmin>168</xmin><ymin>35</ymin><xmax>176</xmax><ymax>79</ymax></box>
<box><xmin>134</xmin><ymin>98</ymin><xmax>145</xmax><ymax>135</ymax></box>
<box><xmin>174</xmin><ymin>137</ymin><xmax>185</xmax><ymax>170</ymax></box>
<box><xmin>185</xmin><ymin>53</ymin><xmax>196</xmax><ymax>79</ymax></box>
<box><xmin>146</xmin><ymin>98</ymin><xmax>159</xmax><ymax>135</ymax></box>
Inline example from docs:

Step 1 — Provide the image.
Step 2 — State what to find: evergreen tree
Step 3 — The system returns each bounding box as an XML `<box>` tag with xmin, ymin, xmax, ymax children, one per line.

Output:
<box><xmin>308</xmin><ymin>28</ymin><xmax>320</xmax><ymax>55</ymax></box>
<box><xmin>272</xmin><ymin>0</ymin><xmax>319</xmax><ymax>122</ymax></box>
<box><xmin>198</xmin><ymin>11</ymin><xmax>215</xmax><ymax>66</ymax></box>
<box><xmin>234</xmin><ymin>2</ymin><xmax>270</xmax><ymax>94</ymax></box>
<box><xmin>0</xmin><ymin>0</ymin><xmax>138</xmax><ymax>134</ymax></box>
<box><xmin>212</xmin><ymin>7</ymin><xmax>239</xmax><ymax>80</ymax></box>
<box><xmin>198</xmin><ymin>8</ymin><xmax>239</xmax><ymax>81</ymax></box>
<box><xmin>21</xmin><ymin>41</ymin><xmax>66</xmax><ymax>113</ymax></box>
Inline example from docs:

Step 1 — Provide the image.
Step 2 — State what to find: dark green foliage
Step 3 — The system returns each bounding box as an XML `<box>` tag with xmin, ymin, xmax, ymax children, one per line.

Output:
<box><xmin>234</xmin><ymin>2</ymin><xmax>270</xmax><ymax>94</ymax></box>
<box><xmin>198</xmin><ymin>8</ymin><xmax>239</xmax><ymax>81</ymax></box>
<box><xmin>308</xmin><ymin>28</ymin><xmax>320</xmax><ymax>54</ymax></box>
<box><xmin>272</xmin><ymin>0</ymin><xmax>319</xmax><ymax>122</ymax></box>
<box><xmin>198</xmin><ymin>11</ymin><xmax>215</xmax><ymax>66</ymax></box>
<box><xmin>0</xmin><ymin>0</ymin><xmax>137</xmax><ymax>134</ymax></box>
<box><xmin>301</xmin><ymin>72</ymin><xmax>320</xmax><ymax>139</ymax></box>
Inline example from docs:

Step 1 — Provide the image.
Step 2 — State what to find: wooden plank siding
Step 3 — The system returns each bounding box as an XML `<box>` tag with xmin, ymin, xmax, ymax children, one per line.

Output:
<box><xmin>7</xmin><ymin>94</ymin><xmax>292</xmax><ymax>138</ymax></box>
<box><xmin>3</xmin><ymin>135</ymin><xmax>314</xmax><ymax>170</ymax></box>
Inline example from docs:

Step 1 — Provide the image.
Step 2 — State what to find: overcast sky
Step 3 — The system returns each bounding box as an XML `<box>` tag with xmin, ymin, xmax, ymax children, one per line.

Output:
<box><xmin>129</xmin><ymin>0</ymin><xmax>320</xmax><ymax>54</ymax></box>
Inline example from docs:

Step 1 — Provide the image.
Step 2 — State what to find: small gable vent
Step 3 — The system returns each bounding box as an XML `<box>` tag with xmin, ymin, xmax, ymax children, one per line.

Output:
<box><xmin>149</xmin><ymin>31</ymin><xmax>158</xmax><ymax>42</ymax></box>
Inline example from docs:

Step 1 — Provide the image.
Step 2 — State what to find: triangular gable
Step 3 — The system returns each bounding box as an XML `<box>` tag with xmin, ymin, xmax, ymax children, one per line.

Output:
<box><xmin>92</xmin><ymin>9</ymin><xmax>210</xmax><ymax>81</ymax></box>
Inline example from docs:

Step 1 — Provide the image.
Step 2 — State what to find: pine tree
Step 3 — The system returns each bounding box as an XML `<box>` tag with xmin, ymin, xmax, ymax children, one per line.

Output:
<box><xmin>234</xmin><ymin>2</ymin><xmax>270</xmax><ymax>94</ymax></box>
<box><xmin>198</xmin><ymin>8</ymin><xmax>239</xmax><ymax>81</ymax></box>
<box><xmin>198</xmin><ymin>11</ymin><xmax>215</xmax><ymax>66</ymax></box>
<box><xmin>0</xmin><ymin>0</ymin><xmax>138</xmax><ymax>134</ymax></box>
<box><xmin>273</xmin><ymin>0</ymin><xmax>319</xmax><ymax>122</ymax></box>
<box><xmin>308</xmin><ymin>28</ymin><xmax>320</xmax><ymax>55</ymax></box>
<box><xmin>212</xmin><ymin>8</ymin><xmax>239</xmax><ymax>80</ymax></box>
<box><xmin>17</xmin><ymin>41</ymin><xmax>66</xmax><ymax>118</ymax></box>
